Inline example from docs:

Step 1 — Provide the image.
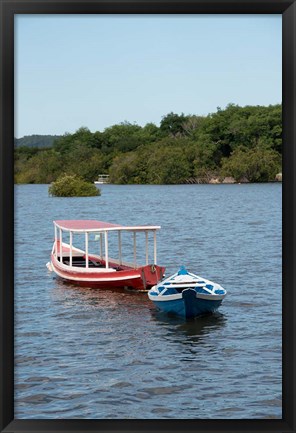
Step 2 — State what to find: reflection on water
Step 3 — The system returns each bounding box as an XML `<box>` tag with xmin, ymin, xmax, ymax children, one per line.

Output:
<box><xmin>151</xmin><ymin>309</ymin><xmax>227</xmax><ymax>340</ymax></box>
<box><xmin>53</xmin><ymin>278</ymin><xmax>227</xmax><ymax>342</ymax></box>
<box><xmin>15</xmin><ymin>184</ymin><xmax>282</xmax><ymax>419</ymax></box>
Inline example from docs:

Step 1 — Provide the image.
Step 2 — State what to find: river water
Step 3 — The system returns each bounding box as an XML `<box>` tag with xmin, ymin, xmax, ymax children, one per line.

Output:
<box><xmin>14</xmin><ymin>183</ymin><xmax>282</xmax><ymax>419</ymax></box>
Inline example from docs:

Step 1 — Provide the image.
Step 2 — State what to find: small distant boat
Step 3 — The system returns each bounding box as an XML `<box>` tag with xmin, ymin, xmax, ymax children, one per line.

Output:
<box><xmin>148</xmin><ymin>266</ymin><xmax>226</xmax><ymax>318</ymax></box>
<box><xmin>47</xmin><ymin>220</ymin><xmax>165</xmax><ymax>291</ymax></box>
<box><xmin>94</xmin><ymin>174</ymin><xmax>109</xmax><ymax>184</ymax></box>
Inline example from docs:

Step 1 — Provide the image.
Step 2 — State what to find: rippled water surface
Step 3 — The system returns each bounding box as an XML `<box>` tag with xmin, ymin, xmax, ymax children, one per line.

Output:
<box><xmin>15</xmin><ymin>184</ymin><xmax>282</xmax><ymax>419</ymax></box>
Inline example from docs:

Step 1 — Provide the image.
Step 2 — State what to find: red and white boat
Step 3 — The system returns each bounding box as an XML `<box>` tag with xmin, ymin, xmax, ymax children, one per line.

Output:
<box><xmin>47</xmin><ymin>220</ymin><xmax>165</xmax><ymax>291</ymax></box>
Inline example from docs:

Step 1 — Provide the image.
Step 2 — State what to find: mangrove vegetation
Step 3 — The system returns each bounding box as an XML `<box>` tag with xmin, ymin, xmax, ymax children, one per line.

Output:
<box><xmin>48</xmin><ymin>174</ymin><xmax>101</xmax><ymax>197</ymax></box>
<box><xmin>15</xmin><ymin>103</ymin><xmax>282</xmax><ymax>185</ymax></box>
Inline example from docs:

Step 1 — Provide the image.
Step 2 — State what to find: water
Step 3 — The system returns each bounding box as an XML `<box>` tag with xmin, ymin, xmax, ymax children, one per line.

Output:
<box><xmin>14</xmin><ymin>183</ymin><xmax>282</xmax><ymax>419</ymax></box>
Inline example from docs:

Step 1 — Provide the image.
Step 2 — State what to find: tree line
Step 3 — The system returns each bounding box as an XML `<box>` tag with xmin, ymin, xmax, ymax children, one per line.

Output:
<box><xmin>14</xmin><ymin>103</ymin><xmax>282</xmax><ymax>185</ymax></box>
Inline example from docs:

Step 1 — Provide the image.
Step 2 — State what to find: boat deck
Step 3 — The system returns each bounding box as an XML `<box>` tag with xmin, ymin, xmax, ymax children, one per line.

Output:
<box><xmin>60</xmin><ymin>255</ymin><xmax>132</xmax><ymax>272</ymax></box>
<box><xmin>62</xmin><ymin>256</ymin><xmax>106</xmax><ymax>268</ymax></box>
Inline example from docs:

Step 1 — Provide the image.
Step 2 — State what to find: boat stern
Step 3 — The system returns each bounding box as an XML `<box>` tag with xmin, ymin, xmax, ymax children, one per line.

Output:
<box><xmin>142</xmin><ymin>265</ymin><xmax>165</xmax><ymax>289</ymax></box>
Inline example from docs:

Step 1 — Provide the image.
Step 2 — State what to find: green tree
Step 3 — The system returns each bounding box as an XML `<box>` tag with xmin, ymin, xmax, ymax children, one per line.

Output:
<box><xmin>221</xmin><ymin>147</ymin><xmax>281</xmax><ymax>182</ymax></box>
<box><xmin>160</xmin><ymin>112</ymin><xmax>189</xmax><ymax>137</ymax></box>
<box><xmin>15</xmin><ymin>149</ymin><xmax>63</xmax><ymax>184</ymax></box>
<box><xmin>109</xmin><ymin>153</ymin><xmax>139</xmax><ymax>184</ymax></box>
<box><xmin>101</xmin><ymin>122</ymin><xmax>143</xmax><ymax>153</ymax></box>
<box><xmin>146</xmin><ymin>145</ymin><xmax>191</xmax><ymax>184</ymax></box>
<box><xmin>64</xmin><ymin>145</ymin><xmax>105</xmax><ymax>182</ymax></box>
<box><xmin>53</xmin><ymin>127</ymin><xmax>93</xmax><ymax>155</ymax></box>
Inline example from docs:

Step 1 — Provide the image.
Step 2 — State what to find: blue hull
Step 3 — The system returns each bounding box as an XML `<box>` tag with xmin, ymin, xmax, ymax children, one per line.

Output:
<box><xmin>152</xmin><ymin>291</ymin><xmax>222</xmax><ymax>319</ymax></box>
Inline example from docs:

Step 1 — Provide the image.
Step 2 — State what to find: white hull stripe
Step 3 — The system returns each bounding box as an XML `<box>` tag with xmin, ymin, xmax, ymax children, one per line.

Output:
<box><xmin>51</xmin><ymin>263</ymin><xmax>141</xmax><ymax>282</ymax></box>
<box><xmin>148</xmin><ymin>292</ymin><xmax>226</xmax><ymax>302</ymax></box>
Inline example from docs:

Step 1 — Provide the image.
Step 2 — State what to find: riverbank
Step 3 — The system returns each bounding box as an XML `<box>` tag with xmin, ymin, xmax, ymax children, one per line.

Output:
<box><xmin>184</xmin><ymin>172</ymin><xmax>282</xmax><ymax>185</ymax></box>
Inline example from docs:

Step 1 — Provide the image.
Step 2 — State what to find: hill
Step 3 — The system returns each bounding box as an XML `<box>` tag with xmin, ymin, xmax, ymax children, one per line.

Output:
<box><xmin>14</xmin><ymin>134</ymin><xmax>62</xmax><ymax>148</ymax></box>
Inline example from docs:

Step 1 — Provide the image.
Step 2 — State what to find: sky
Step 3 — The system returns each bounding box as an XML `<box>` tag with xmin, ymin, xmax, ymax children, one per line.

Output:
<box><xmin>14</xmin><ymin>14</ymin><xmax>282</xmax><ymax>138</ymax></box>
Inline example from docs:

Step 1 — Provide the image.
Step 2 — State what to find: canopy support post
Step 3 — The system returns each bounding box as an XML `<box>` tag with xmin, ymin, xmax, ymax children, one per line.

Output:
<box><xmin>118</xmin><ymin>231</ymin><xmax>122</xmax><ymax>265</ymax></box>
<box><xmin>105</xmin><ymin>231</ymin><xmax>109</xmax><ymax>269</ymax></box>
<box><xmin>133</xmin><ymin>231</ymin><xmax>137</xmax><ymax>268</ymax></box>
<box><xmin>100</xmin><ymin>233</ymin><xmax>103</xmax><ymax>258</ymax></box>
<box><xmin>145</xmin><ymin>231</ymin><xmax>149</xmax><ymax>265</ymax></box>
<box><xmin>153</xmin><ymin>231</ymin><xmax>157</xmax><ymax>264</ymax></box>
<box><xmin>59</xmin><ymin>228</ymin><xmax>63</xmax><ymax>263</ymax></box>
<box><xmin>85</xmin><ymin>232</ymin><xmax>89</xmax><ymax>268</ymax></box>
<box><xmin>70</xmin><ymin>231</ymin><xmax>73</xmax><ymax>267</ymax></box>
<box><xmin>54</xmin><ymin>224</ymin><xmax>58</xmax><ymax>259</ymax></box>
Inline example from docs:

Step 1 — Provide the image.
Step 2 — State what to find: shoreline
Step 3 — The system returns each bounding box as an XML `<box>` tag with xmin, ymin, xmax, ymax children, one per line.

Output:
<box><xmin>15</xmin><ymin>180</ymin><xmax>283</xmax><ymax>186</ymax></box>
<box><xmin>184</xmin><ymin>173</ymin><xmax>283</xmax><ymax>185</ymax></box>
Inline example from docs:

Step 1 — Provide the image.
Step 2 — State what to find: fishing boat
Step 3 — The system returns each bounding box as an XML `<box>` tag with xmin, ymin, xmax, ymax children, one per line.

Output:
<box><xmin>47</xmin><ymin>220</ymin><xmax>165</xmax><ymax>291</ymax></box>
<box><xmin>148</xmin><ymin>266</ymin><xmax>226</xmax><ymax>318</ymax></box>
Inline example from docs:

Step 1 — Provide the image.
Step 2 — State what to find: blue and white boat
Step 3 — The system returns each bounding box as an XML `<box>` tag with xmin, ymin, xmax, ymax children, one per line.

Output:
<box><xmin>148</xmin><ymin>266</ymin><xmax>227</xmax><ymax>319</ymax></box>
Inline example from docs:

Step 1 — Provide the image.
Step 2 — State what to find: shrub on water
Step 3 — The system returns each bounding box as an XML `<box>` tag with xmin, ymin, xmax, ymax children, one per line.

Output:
<box><xmin>49</xmin><ymin>174</ymin><xmax>101</xmax><ymax>197</ymax></box>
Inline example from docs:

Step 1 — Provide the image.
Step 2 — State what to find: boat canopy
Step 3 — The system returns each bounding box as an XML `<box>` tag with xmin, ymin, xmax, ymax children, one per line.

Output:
<box><xmin>54</xmin><ymin>220</ymin><xmax>161</xmax><ymax>232</ymax></box>
<box><xmin>52</xmin><ymin>220</ymin><xmax>161</xmax><ymax>269</ymax></box>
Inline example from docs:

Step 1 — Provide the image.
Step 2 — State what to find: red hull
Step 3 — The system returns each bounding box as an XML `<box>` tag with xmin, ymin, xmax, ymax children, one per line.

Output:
<box><xmin>51</xmin><ymin>254</ymin><xmax>165</xmax><ymax>291</ymax></box>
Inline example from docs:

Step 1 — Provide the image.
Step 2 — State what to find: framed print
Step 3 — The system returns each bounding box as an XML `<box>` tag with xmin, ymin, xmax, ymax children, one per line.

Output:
<box><xmin>1</xmin><ymin>0</ymin><xmax>295</xmax><ymax>432</ymax></box>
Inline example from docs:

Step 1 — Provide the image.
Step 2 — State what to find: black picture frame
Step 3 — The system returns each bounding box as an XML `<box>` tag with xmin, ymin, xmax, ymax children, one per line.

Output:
<box><xmin>0</xmin><ymin>1</ymin><xmax>294</xmax><ymax>432</ymax></box>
